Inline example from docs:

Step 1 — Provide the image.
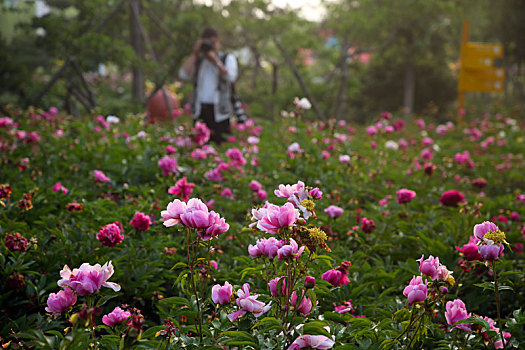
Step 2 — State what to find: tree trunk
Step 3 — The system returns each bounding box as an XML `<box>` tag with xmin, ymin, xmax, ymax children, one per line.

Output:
<box><xmin>273</xmin><ymin>37</ymin><xmax>326</xmax><ymax>121</ymax></box>
<box><xmin>334</xmin><ymin>42</ymin><xmax>349</xmax><ymax>120</ymax></box>
<box><xmin>130</xmin><ymin>0</ymin><xmax>145</xmax><ymax>103</ymax></box>
<box><xmin>403</xmin><ymin>60</ymin><xmax>415</xmax><ymax>114</ymax></box>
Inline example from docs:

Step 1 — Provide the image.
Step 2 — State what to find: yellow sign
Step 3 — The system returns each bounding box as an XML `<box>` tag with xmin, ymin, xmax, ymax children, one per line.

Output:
<box><xmin>462</xmin><ymin>67</ymin><xmax>505</xmax><ymax>81</ymax></box>
<box><xmin>462</xmin><ymin>43</ymin><xmax>503</xmax><ymax>58</ymax></box>
<box><xmin>459</xmin><ymin>41</ymin><xmax>504</xmax><ymax>93</ymax></box>
<box><xmin>459</xmin><ymin>76</ymin><xmax>504</xmax><ymax>93</ymax></box>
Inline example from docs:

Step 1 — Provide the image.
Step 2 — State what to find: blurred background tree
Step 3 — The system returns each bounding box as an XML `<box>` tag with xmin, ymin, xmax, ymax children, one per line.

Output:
<box><xmin>0</xmin><ymin>0</ymin><xmax>523</xmax><ymax>120</ymax></box>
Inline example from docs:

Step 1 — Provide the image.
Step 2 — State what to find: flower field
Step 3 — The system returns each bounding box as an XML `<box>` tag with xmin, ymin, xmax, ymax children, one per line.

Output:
<box><xmin>1</xmin><ymin>104</ymin><xmax>524</xmax><ymax>349</ymax></box>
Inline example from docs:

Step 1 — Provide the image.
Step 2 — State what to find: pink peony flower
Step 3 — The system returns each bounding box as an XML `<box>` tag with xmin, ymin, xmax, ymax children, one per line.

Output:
<box><xmin>168</xmin><ymin>177</ymin><xmax>195</xmax><ymax>201</ymax></box>
<box><xmin>158</xmin><ymin>156</ymin><xmax>178</xmax><ymax>176</ymax></box>
<box><xmin>52</xmin><ymin>182</ymin><xmax>68</xmax><ymax>195</ymax></box>
<box><xmin>290</xmin><ymin>290</ymin><xmax>313</xmax><ymax>315</ymax></box>
<box><xmin>268</xmin><ymin>276</ymin><xmax>287</xmax><ymax>297</ymax></box>
<box><xmin>166</xmin><ymin>145</ymin><xmax>176</xmax><ymax>155</ymax></box>
<box><xmin>333</xmin><ymin>299</ymin><xmax>353</xmax><ymax>314</ymax></box>
<box><xmin>473</xmin><ymin>221</ymin><xmax>499</xmax><ymax>242</ymax></box>
<box><xmin>94</xmin><ymin>170</ymin><xmax>110</xmax><ymax>183</ymax></box>
<box><xmin>324</xmin><ymin>205</ymin><xmax>344</xmax><ymax>219</ymax></box>
<box><xmin>129</xmin><ymin>212</ymin><xmax>152</xmax><ymax>231</ymax></box>
<box><xmin>227</xmin><ymin>284</ymin><xmax>271</xmax><ymax>321</ymax></box>
<box><xmin>322</xmin><ymin>269</ymin><xmax>348</xmax><ymax>287</ymax></box>
<box><xmin>201</xmin><ymin>211</ymin><xmax>229</xmax><ymax>241</ymax></box>
<box><xmin>455</xmin><ymin>236</ymin><xmax>482</xmax><ymax>261</ymax></box>
<box><xmin>309</xmin><ymin>187</ymin><xmax>323</xmax><ymax>199</ymax></box>
<box><xmin>397</xmin><ymin>189</ymin><xmax>416</xmax><ymax>204</ymax></box>
<box><xmin>445</xmin><ymin>299</ymin><xmax>471</xmax><ymax>332</ymax></box>
<box><xmin>339</xmin><ymin>155</ymin><xmax>351</xmax><ymax>164</ymax></box>
<box><xmin>304</xmin><ymin>276</ymin><xmax>315</xmax><ymax>289</ymax></box>
<box><xmin>439</xmin><ymin>190</ymin><xmax>465</xmax><ymax>207</ymax></box>
<box><xmin>256</xmin><ymin>189</ymin><xmax>268</xmax><ymax>201</ymax></box>
<box><xmin>277</xmin><ymin>238</ymin><xmax>305</xmax><ymax>260</ymax></box>
<box><xmin>161</xmin><ymin>199</ymin><xmax>188</xmax><ymax>227</ymax></box>
<box><xmin>288</xmin><ymin>335</ymin><xmax>335</xmax><ymax>349</ymax></box>
<box><xmin>249</xmin><ymin>237</ymin><xmax>283</xmax><ymax>259</ymax></box>
<box><xmin>57</xmin><ymin>261</ymin><xmax>121</xmax><ymax>295</ymax></box>
<box><xmin>360</xmin><ymin>217</ymin><xmax>376</xmax><ymax>233</ymax></box>
<box><xmin>403</xmin><ymin>276</ymin><xmax>428</xmax><ymax>304</ymax></box>
<box><xmin>366</xmin><ymin>126</ymin><xmax>378</xmax><ymax>136</ymax></box>
<box><xmin>256</xmin><ymin>202</ymin><xmax>300</xmax><ymax>235</ymax></box>
<box><xmin>102</xmin><ymin>306</ymin><xmax>131</xmax><ymax>326</ymax></box>
<box><xmin>45</xmin><ymin>287</ymin><xmax>77</xmax><ymax>315</ymax></box>
<box><xmin>274</xmin><ymin>181</ymin><xmax>305</xmax><ymax>199</ymax></box>
<box><xmin>417</xmin><ymin>255</ymin><xmax>440</xmax><ymax>280</ymax></box>
<box><xmin>192</xmin><ymin>122</ymin><xmax>210</xmax><ymax>146</ymax></box>
<box><xmin>97</xmin><ymin>222</ymin><xmax>124</xmax><ymax>247</ymax></box>
<box><xmin>212</xmin><ymin>281</ymin><xmax>233</xmax><ymax>305</ymax></box>
<box><xmin>249</xmin><ymin>180</ymin><xmax>263</xmax><ymax>192</ymax></box>
<box><xmin>220</xmin><ymin>187</ymin><xmax>235</xmax><ymax>199</ymax></box>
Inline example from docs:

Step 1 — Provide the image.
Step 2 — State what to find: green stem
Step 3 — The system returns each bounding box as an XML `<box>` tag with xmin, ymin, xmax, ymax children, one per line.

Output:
<box><xmin>407</xmin><ymin>313</ymin><xmax>424</xmax><ymax>348</ymax></box>
<box><xmin>493</xmin><ymin>260</ymin><xmax>507</xmax><ymax>350</ymax></box>
<box><xmin>186</xmin><ymin>229</ymin><xmax>203</xmax><ymax>342</ymax></box>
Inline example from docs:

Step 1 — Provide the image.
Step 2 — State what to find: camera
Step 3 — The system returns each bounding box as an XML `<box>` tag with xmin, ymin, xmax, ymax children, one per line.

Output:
<box><xmin>200</xmin><ymin>40</ymin><xmax>214</xmax><ymax>53</ymax></box>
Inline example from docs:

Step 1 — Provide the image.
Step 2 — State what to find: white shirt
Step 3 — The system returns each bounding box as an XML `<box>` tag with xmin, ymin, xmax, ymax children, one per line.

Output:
<box><xmin>179</xmin><ymin>53</ymin><xmax>238</xmax><ymax>122</ymax></box>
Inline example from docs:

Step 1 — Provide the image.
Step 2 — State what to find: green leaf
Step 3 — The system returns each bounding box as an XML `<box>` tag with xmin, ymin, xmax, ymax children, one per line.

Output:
<box><xmin>159</xmin><ymin>296</ymin><xmax>190</xmax><ymax>307</ymax></box>
<box><xmin>303</xmin><ymin>321</ymin><xmax>331</xmax><ymax>337</ymax></box>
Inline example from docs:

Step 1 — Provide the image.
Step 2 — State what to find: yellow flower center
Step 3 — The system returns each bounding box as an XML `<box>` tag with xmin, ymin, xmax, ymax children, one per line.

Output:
<box><xmin>447</xmin><ymin>275</ymin><xmax>455</xmax><ymax>286</ymax></box>
<box><xmin>301</xmin><ymin>199</ymin><xmax>315</xmax><ymax>211</ymax></box>
<box><xmin>308</xmin><ymin>227</ymin><xmax>327</xmax><ymax>245</ymax></box>
<box><xmin>484</xmin><ymin>230</ymin><xmax>506</xmax><ymax>244</ymax></box>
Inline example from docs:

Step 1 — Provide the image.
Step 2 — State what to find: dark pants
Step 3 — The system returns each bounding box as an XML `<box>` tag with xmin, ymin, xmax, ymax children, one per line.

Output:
<box><xmin>197</xmin><ymin>103</ymin><xmax>230</xmax><ymax>144</ymax></box>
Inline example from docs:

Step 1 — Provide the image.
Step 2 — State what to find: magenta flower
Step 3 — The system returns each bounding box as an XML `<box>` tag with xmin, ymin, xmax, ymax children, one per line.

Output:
<box><xmin>256</xmin><ymin>189</ymin><xmax>267</xmax><ymax>201</ymax></box>
<box><xmin>366</xmin><ymin>126</ymin><xmax>378</xmax><ymax>136</ymax></box>
<box><xmin>324</xmin><ymin>205</ymin><xmax>344</xmax><ymax>219</ymax></box>
<box><xmin>249</xmin><ymin>180</ymin><xmax>263</xmax><ymax>192</ymax></box>
<box><xmin>130</xmin><ymin>212</ymin><xmax>152</xmax><ymax>231</ymax></box>
<box><xmin>57</xmin><ymin>261</ymin><xmax>121</xmax><ymax>295</ymax></box>
<box><xmin>45</xmin><ymin>287</ymin><xmax>77</xmax><ymax>315</ymax></box>
<box><xmin>274</xmin><ymin>181</ymin><xmax>305</xmax><ymax>199</ymax></box>
<box><xmin>417</xmin><ymin>255</ymin><xmax>440</xmax><ymax>280</ymax></box>
<box><xmin>180</xmin><ymin>205</ymin><xmax>210</xmax><ymax>229</ymax></box>
<box><xmin>97</xmin><ymin>222</ymin><xmax>124</xmax><ymax>247</ymax></box>
<box><xmin>473</xmin><ymin>221</ymin><xmax>499</xmax><ymax>241</ymax></box>
<box><xmin>322</xmin><ymin>269</ymin><xmax>348</xmax><ymax>287</ymax></box>
<box><xmin>94</xmin><ymin>170</ymin><xmax>110</xmax><ymax>183</ymax></box>
<box><xmin>168</xmin><ymin>177</ymin><xmax>195</xmax><ymax>201</ymax></box>
<box><xmin>439</xmin><ymin>190</ymin><xmax>465</xmax><ymax>207</ymax></box>
<box><xmin>161</xmin><ymin>199</ymin><xmax>187</xmax><ymax>227</ymax></box>
<box><xmin>360</xmin><ymin>217</ymin><xmax>376</xmax><ymax>233</ymax></box>
<box><xmin>445</xmin><ymin>299</ymin><xmax>471</xmax><ymax>332</ymax></box>
<box><xmin>4</xmin><ymin>232</ymin><xmax>28</xmax><ymax>252</ymax></box>
<box><xmin>256</xmin><ymin>202</ymin><xmax>300</xmax><ymax>234</ymax></box>
<box><xmin>402</xmin><ymin>276</ymin><xmax>428</xmax><ymax>304</ymax></box>
<box><xmin>268</xmin><ymin>276</ymin><xmax>286</xmax><ymax>297</ymax></box>
<box><xmin>192</xmin><ymin>122</ymin><xmax>210</xmax><ymax>146</ymax></box>
<box><xmin>52</xmin><ymin>182</ymin><xmax>68</xmax><ymax>195</ymax></box>
<box><xmin>227</xmin><ymin>283</ymin><xmax>271</xmax><ymax>321</ymax></box>
<box><xmin>201</xmin><ymin>211</ymin><xmax>229</xmax><ymax>240</ymax></box>
<box><xmin>290</xmin><ymin>290</ymin><xmax>313</xmax><ymax>316</ymax></box>
<box><xmin>158</xmin><ymin>156</ymin><xmax>178</xmax><ymax>176</ymax></box>
<box><xmin>288</xmin><ymin>335</ymin><xmax>335</xmax><ymax>349</ymax></box>
<box><xmin>396</xmin><ymin>189</ymin><xmax>416</xmax><ymax>204</ymax></box>
<box><xmin>249</xmin><ymin>237</ymin><xmax>283</xmax><ymax>259</ymax></box>
<box><xmin>220</xmin><ymin>187</ymin><xmax>235</xmax><ymax>199</ymax></box>
<box><xmin>309</xmin><ymin>187</ymin><xmax>323</xmax><ymax>199</ymax></box>
<box><xmin>333</xmin><ymin>300</ymin><xmax>353</xmax><ymax>314</ymax></box>
<box><xmin>102</xmin><ymin>307</ymin><xmax>131</xmax><ymax>327</ymax></box>
<box><xmin>304</xmin><ymin>276</ymin><xmax>315</xmax><ymax>289</ymax></box>
<box><xmin>226</xmin><ymin>148</ymin><xmax>246</xmax><ymax>165</ymax></box>
<box><xmin>212</xmin><ymin>281</ymin><xmax>233</xmax><ymax>305</ymax></box>
<box><xmin>455</xmin><ymin>236</ymin><xmax>482</xmax><ymax>261</ymax></box>
<box><xmin>277</xmin><ymin>238</ymin><xmax>305</xmax><ymax>260</ymax></box>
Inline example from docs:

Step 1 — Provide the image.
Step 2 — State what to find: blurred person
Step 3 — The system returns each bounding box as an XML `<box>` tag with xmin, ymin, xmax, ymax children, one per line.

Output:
<box><xmin>180</xmin><ymin>27</ymin><xmax>238</xmax><ymax>144</ymax></box>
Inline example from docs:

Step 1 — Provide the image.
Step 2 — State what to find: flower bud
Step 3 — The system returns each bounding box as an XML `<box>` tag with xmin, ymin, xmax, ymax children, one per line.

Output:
<box><xmin>304</xmin><ymin>276</ymin><xmax>315</xmax><ymax>289</ymax></box>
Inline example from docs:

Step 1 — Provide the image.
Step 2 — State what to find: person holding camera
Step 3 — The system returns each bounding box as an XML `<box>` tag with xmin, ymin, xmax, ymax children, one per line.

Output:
<box><xmin>179</xmin><ymin>27</ymin><xmax>238</xmax><ymax>144</ymax></box>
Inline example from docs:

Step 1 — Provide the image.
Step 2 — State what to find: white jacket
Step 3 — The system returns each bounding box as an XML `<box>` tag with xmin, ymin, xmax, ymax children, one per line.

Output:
<box><xmin>179</xmin><ymin>53</ymin><xmax>238</xmax><ymax>122</ymax></box>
